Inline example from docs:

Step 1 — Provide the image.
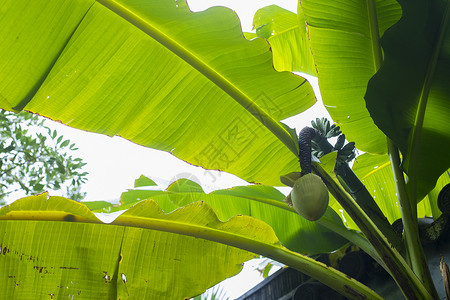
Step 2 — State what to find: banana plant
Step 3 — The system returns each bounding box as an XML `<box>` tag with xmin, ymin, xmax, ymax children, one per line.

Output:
<box><xmin>0</xmin><ymin>0</ymin><xmax>450</xmax><ymax>299</ymax></box>
<box><xmin>252</xmin><ymin>0</ymin><xmax>450</xmax><ymax>298</ymax></box>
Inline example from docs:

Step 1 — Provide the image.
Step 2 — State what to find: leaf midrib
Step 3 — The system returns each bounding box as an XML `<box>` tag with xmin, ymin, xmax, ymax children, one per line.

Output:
<box><xmin>0</xmin><ymin>206</ymin><xmax>383</xmax><ymax>299</ymax></box>
<box><xmin>367</xmin><ymin>0</ymin><xmax>383</xmax><ymax>71</ymax></box>
<box><xmin>96</xmin><ymin>0</ymin><xmax>298</xmax><ymax>155</ymax></box>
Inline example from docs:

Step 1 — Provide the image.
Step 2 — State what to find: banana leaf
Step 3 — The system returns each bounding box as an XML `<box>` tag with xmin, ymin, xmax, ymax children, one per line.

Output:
<box><xmin>0</xmin><ymin>194</ymin><xmax>381</xmax><ymax>299</ymax></box>
<box><xmin>0</xmin><ymin>194</ymin><xmax>256</xmax><ymax>299</ymax></box>
<box><xmin>252</xmin><ymin>5</ymin><xmax>316</xmax><ymax>76</ymax></box>
<box><xmin>299</xmin><ymin>0</ymin><xmax>402</xmax><ymax>154</ymax></box>
<box><xmin>0</xmin><ymin>0</ymin><xmax>316</xmax><ymax>186</ymax></box>
<box><xmin>83</xmin><ymin>175</ymin><xmax>349</xmax><ymax>255</ymax></box>
<box><xmin>365</xmin><ymin>0</ymin><xmax>450</xmax><ymax>200</ymax></box>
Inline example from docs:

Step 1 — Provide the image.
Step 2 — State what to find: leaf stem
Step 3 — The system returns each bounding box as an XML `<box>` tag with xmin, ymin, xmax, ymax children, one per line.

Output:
<box><xmin>368</xmin><ymin>0</ymin><xmax>438</xmax><ymax>296</ymax></box>
<box><xmin>388</xmin><ymin>139</ymin><xmax>439</xmax><ymax>298</ymax></box>
<box><xmin>239</xmin><ymin>194</ymin><xmax>382</xmax><ymax>265</ymax></box>
<box><xmin>312</xmin><ymin>162</ymin><xmax>433</xmax><ymax>299</ymax></box>
<box><xmin>307</xmin><ymin>126</ymin><xmax>403</xmax><ymax>251</ymax></box>
<box><xmin>367</xmin><ymin>0</ymin><xmax>383</xmax><ymax>71</ymax></box>
<box><xmin>0</xmin><ymin>197</ymin><xmax>382</xmax><ymax>300</ymax></box>
<box><xmin>114</xmin><ymin>215</ymin><xmax>383</xmax><ymax>300</ymax></box>
<box><xmin>334</xmin><ymin>164</ymin><xmax>402</xmax><ymax>251</ymax></box>
<box><xmin>317</xmin><ymin>216</ymin><xmax>383</xmax><ymax>268</ymax></box>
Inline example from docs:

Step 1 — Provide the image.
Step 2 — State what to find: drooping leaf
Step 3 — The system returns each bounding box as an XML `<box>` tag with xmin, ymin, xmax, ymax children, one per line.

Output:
<box><xmin>185</xmin><ymin>184</ymin><xmax>349</xmax><ymax>255</ymax></box>
<box><xmin>0</xmin><ymin>194</ymin><xmax>382</xmax><ymax>300</ymax></box>
<box><xmin>252</xmin><ymin>5</ymin><xmax>316</xmax><ymax>76</ymax></box>
<box><xmin>365</xmin><ymin>0</ymin><xmax>450</xmax><ymax>199</ymax></box>
<box><xmin>85</xmin><ymin>176</ymin><xmax>348</xmax><ymax>255</ymax></box>
<box><xmin>0</xmin><ymin>194</ymin><xmax>268</xmax><ymax>299</ymax></box>
<box><xmin>157</xmin><ymin>156</ymin><xmax>379</xmax><ymax>258</ymax></box>
<box><xmin>0</xmin><ymin>0</ymin><xmax>316</xmax><ymax>186</ymax></box>
<box><xmin>280</xmin><ymin>171</ymin><xmax>302</xmax><ymax>187</ymax></box>
<box><xmin>300</xmin><ymin>0</ymin><xmax>402</xmax><ymax>154</ymax></box>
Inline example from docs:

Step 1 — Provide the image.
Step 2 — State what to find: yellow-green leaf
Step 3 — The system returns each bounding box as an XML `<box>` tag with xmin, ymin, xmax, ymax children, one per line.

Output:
<box><xmin>0</xmin><ymin>194</ymin><xmax>382</xmax><ymax>299</ymax></box>
<box><xmin>0</xmin><ymin>194</ymin><xmax>267</xmax><ymax>299</ymax></box>
<box><xmin>252</xmin><ymin>5</ymin><xmax>316</xmax><ymax>76</ymax></box>
<box><xmin>84</xmin><ymin>178</ymin><xmax>349</xmax><ymax>255</ymax></box>
<box><xmin>0</xmin><ymin>0</ymin><xmax>316</xmax><ymax>186</ymax></box>
<box><xmin>300</xmin><ymin>0</ymin><xmax>402</xmax><ymax>154</ymax></box>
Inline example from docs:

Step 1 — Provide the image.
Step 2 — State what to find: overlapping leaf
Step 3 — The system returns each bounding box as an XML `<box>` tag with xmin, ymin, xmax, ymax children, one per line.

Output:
<box><xmin>0</xmin><ymin>194</ymin><xmax>381</xmax><ymax>300</ymax></box>
<box><xmin>365</xmin><ymin>0</ymin><xmax>450</xmax><ymax>199</ymax></box>
<box><xmin>0</xmin><ymin>0</ymin><xmax>316</xmax><ymax>187</ymax></box>
<box><xmin>0</xmin><ymin>194</ymin><xmax>272</xmax><ymax>299</ymax></box>
<box><xmin>300</xmin><ymin>0</ymin><xmax>402</xmax><ymax>154</ymax></box>
<box><xmin>84</xmin><ymin>175</ymin><xmax>348</xmax><ymax>255</ymax></box>
<box><xmin>252</xmin><ymin>5</ymin><xmax>316</xmax><ymax>76</ymax></box>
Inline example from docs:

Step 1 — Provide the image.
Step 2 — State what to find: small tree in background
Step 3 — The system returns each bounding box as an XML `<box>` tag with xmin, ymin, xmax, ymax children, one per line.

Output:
<box><xmin>0</xmin><ymin>110</ymin><xmax>88</xmax><ymax>204</ymax></box>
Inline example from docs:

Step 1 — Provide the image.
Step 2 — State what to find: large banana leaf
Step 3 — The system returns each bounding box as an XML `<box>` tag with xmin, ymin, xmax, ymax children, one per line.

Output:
<box><xmin>84</xmin><ymin>175</ymin><xmax>349</xmax><ymax>255</ymax></box>
<box><xmin>299</xmin><ymin>0</ymin><xmax>402</xmax><ymax>154</ymax></box>
<box><xmin>0</xmin><ymin>0</ymin><xmax>316</xmax><ymax>186</ymax></box>
<box><xmin>365</xmin><ymin>0</ymin><xmax>450</xmax><ymax>199</ymax></box>
<box><xmin>252</xmin><ymin>5</ymin><xmax>316</xmax><ymax>76</ymax></box>
<box><xmin>0</xmin><ymin>194</ymin><xmax>382</xmax><ymax>299</ymax></box>
<box><xmin>0</xmin><ymin>194</ymin><xmax>254</xmax><ymax>299</ymax></box>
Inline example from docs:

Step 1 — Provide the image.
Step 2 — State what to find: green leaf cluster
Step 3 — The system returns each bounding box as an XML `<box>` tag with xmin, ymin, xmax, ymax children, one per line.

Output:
<box><xmin>0</xmin><ymin>110</ymin><xmax>88</xmax><ymax>203</ymax></box>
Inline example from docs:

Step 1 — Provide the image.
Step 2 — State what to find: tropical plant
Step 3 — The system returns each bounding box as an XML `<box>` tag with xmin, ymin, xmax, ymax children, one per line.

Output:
<box><xmin>0</xmin><ymin>109</ymin><xmax>88</xmax><ymax>203</ymax></box>
<box><xmin>0</xmin><ymin>0</ymin><xmax>449</xmax><ymax>299</ymax></box>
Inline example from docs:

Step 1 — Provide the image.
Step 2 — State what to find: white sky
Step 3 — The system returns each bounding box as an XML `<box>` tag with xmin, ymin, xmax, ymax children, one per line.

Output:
<box><xmin>10</xmin><ymin>1</ymin><xmax>332</xmax><ymax>298</ymax></box>
<box><xmin>188</xmin><ymin>0</ymin><xmax>298</xmax><ymax>32</ymax></box>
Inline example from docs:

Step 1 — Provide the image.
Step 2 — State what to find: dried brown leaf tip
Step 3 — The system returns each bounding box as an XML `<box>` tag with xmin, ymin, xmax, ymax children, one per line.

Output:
<box><xmin>440</xmin><ymin>255</ymin><xmax>450</xmax><ymax>300</ymax></box>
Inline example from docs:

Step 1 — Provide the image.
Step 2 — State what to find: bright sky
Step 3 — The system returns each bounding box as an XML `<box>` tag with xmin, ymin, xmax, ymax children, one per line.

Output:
<box><xmin>188</xmin><ymin>0</ymin><xmax>297</xmax><ymax>31</ymax></box>
<box><xmin>13</xmin><ymin>1</ymin><xmax>332</xmax><ymax>298</ymax></box>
